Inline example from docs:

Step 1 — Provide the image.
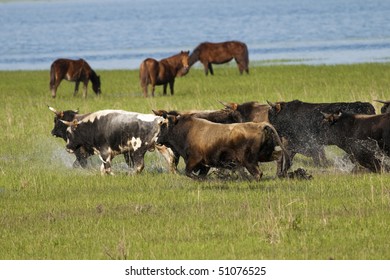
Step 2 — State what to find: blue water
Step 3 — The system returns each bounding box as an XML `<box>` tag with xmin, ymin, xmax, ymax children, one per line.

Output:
<box><xmin>1</xmin><ymin>0</ymin><xmax>390</xmax><ymax>70</ymax></box>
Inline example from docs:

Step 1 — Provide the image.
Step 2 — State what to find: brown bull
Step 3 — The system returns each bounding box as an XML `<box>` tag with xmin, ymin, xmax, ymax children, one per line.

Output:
<box><xmin>155</xmin><ymin>113</ymin><xmax>290</xmax><ymax>180</ymax></box>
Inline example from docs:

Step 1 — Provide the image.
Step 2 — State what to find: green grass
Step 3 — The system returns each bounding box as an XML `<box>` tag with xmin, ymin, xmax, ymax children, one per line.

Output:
<box><xmin>1</xmin><ymin>63</ymin><xmax>390</xmax><ymax>259</ymax></box>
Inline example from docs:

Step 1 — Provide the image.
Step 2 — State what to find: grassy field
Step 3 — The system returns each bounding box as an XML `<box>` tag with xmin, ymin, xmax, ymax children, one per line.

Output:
<box><xmin>1</xmin><ymin>63</ymin><xmax>390</xmax><ymax>260</ymax></box>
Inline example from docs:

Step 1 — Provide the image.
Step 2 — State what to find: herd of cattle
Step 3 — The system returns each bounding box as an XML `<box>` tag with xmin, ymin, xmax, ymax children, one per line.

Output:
<box><xmin>49</xmin><ymin>98</ymin><xmax>390</xmax><ymax>180</ymax></box>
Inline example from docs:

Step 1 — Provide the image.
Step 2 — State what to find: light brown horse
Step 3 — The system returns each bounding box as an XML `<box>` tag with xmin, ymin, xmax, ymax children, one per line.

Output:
<box><xmin>49</xmin><ymin>58</ymin><xmax>101</xmax><ymax>98</ymax></box>
<box><xmin>188</xmin><ymin>41</ymin><xmax>249</xmax><ymax>75</ymax></box>
<box><xmin>139</xmin><ymin>51</ymin><xmax>190</xmax><ymax>97</ymax></box>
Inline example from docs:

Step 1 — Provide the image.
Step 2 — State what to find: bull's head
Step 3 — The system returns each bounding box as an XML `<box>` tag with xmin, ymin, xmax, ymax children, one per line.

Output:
<box><xmin>321</xmin><ymin>111</ymin><xmax>342</xmax><ymax>125</ymax></box>
<box><xmin>152</xmin><ymin>110</ymin><xmax>179</xmax><ymax>126</ymax></box>
<box><xmin>267</xmin><ymin>101</ymin><xmax>284</xmax><ymax>114</ymax></box>
<box><xmin>374</xmin><ymin>100</ymin><xmax>390</xmax><ymax>114</ymax></box>
<box><xmin>48</xmin><ymin>105</ymin><xmax>79</xmax><ymax>140</ymax></box>
<box><xmin>219</xmin><ymin>101</ymin><xmax>238</xmax><ymax>111</ymax></box>
<box><xmin>48</xmin><ymin>105</ymin><xmax>64</xmax><ymax>118</ymax></box>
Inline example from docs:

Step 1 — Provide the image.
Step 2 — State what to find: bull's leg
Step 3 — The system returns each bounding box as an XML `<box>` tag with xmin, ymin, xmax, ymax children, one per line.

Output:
<box><xmin>74</xmin><ymin>81</ymin><xmax>80</xmax><ymax>96</ymax></box>
<box><xmin>197</xmin><ymin>165</ymin><xmax>210</xmax><ymax>178</ymax></box>
<box><xmin>98</xmin><ymin>151</ymin><xmax>114</xmax><ymax>175</ymax></box>
<box><xmin>185</xmin><ymin>156</ymin><xmax>203</xmax><ymax>179</ymax></box>
<box><xmin>74</xmin><ymin>148</ymin><xmax>89</xmax><ymax>168</ymax></box>
<box><xmin>123</xmin><ymin>152</ymin><xmax>134</xmax><ymax>168</ymax></box>
<box><xmin>318</xmin><ymin>147</ymin><xmax>330</xmax><ymax>167</ymax></box>
<box><xmin>155</xmin><ymin>144</ymin><xmax>176</xmax><ymax>173</ymax></box>
<box><xmin>243</xmin><ymin>161</ymin><xmax>262</xmax><ymax>181</ymax></box>
<box><xmin>132</xmin><ymin>151</ymin><xmax>146</xmax><ymax>174</ymax></box>
<box><xmin>151</xmin><ymin>84</ymin><xmax>156</xmax><ymax>97</ymax></box>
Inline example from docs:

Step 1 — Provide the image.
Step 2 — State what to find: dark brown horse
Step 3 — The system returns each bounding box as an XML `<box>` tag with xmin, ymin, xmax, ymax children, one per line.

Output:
<box><xmin>188</xmin><ymin>41</ymin><xmax>249</xmax><ymax>75</ymax></box>
<box><xmin>139</xmin><ymin>51</ymin><xmax>190</xmax><ymax>97</ymax></box>
<box><xmin>49</xmin><ymin>58</ymin><xmax>101</xmax><ymax>98</ymax></box>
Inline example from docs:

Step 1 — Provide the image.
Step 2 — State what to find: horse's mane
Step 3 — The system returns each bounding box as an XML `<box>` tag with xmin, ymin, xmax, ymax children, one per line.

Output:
<box><xmin>89</xmin><ymin>69</ymin><xmax>100</xmax><ymax>85</ymax></box>
<box><xmin>188</xmin><ymin>47</ymin><xmax>200</xmax><ymax>66</ymax></box>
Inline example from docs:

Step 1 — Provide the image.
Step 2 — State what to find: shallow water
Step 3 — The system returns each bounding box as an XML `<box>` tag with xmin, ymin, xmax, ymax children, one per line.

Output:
<box><xmin>1</xmin><ymin>0</ymin><xmax>390</xmax><ymax>70</ymax></box>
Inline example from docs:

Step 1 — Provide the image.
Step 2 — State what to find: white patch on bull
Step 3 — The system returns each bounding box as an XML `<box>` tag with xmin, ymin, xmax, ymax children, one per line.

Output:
<box><xmin>80</xmin><ymin>110</ymin><xmax>138</xmax><ymax>123</ymax></box>
<box><xmin>131</xmin><ymin>137</ymin><xmax>142</xmax><ymax>151</ymax></box>
<box><xmin>137</xmin><ymin>114</ymin><xmax>160</xmax><ymax>122</ymax></box>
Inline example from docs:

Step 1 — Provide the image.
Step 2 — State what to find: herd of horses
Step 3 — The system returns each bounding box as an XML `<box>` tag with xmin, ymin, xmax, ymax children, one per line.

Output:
<box><xmin>49</xmin><ymin>41</ymin><xmax>249</xmax><ymax>98</ymax></box>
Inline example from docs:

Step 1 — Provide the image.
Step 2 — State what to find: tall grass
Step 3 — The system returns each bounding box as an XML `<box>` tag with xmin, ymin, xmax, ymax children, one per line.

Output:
<box><xmin>1</xmin><ymin>63</ymin><xmax>390</xmax><ymax>259</ymax></box>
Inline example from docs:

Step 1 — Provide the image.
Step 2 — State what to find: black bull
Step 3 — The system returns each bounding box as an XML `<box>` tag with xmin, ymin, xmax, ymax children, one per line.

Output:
<box><xmin>321</xmin><ymin>111</ymin><xmax>390</xmax><ymax>172</ymax></box>
<box><xmin>155</xmin><ymin>113</ymin><xmax>290</xmax><ymax>180</ymax></box>
<box><xmin>266</xmin><ymin>100</ymin><xmax>376</xmax><ymax>166</ymax></box>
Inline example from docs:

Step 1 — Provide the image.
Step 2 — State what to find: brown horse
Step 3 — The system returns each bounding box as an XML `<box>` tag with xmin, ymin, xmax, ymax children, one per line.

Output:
<box><xmin>49</xmin><ymin>58</ymin><xmax>101</xmax><ymax>98</ymax></box>
<box><xmin>139</xmin><ymin>51</ymin><xmax>190</xmax><ymax>97</ymax></box>
<box><xmin>188</xmin><ymin>41</ymin><xmax>249</xmax><ymax>75</ymax></box>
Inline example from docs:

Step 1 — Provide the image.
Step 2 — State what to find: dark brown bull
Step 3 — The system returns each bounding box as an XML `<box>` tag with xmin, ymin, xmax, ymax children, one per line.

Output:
<box><xmin>188</xmin><ymin>41</ymin><xmax>249</xmax><ymax>75</ymax></box>
<box><xmin>267</xmin><ymin>100</ymin><xmax>376</xmax><ymax>166</ymax></box>
<box><xmin>139</xmin><ymin>51</ymin><xmax>190</xmax><ymax>97</ymax></box>
<box><xmin>321</xmin><ymin>112</ymin><xmax>390</xmax><ymax>172</ymax></box>
<box><xmin>49</xmin><ymin>58</ymin><xmax>101</xmax><ymax>98</ymax></box>
<box><xmin>155</xmin><ymin>113</ymin><xmax>290</xmax><ymax>180</ymax></box>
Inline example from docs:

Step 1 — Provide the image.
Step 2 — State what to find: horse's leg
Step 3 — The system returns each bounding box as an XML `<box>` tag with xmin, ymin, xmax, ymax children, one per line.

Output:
<box><xmin>74</xmin><ymin>81</ymin><xmax>80</xmax><ymax>96</ymax></box>
<box><xmin>51</xmin><ymin>81</ymin><xmax>59</xmax><ymax>98</ymax></box>
<box><xmin>208</xmin><ymin>63</ymin><xmax>214</xmax><ymax>75</ymax></box>
<box><xmin>51</xmin><ymin>77</ymin><xmax>62</xmax><ymax>98</ymax></box>
<box><xmin>169</xmin><ymin>80</ymin><xmax>174</xmax><ymax>95</ymax></box>
<box><xmin>163</xmin><ymin>83</ymin><xmax>168</xmax><ymax>95</ymax></box>
<box><xmin>235</xmin><ymin>57</ymin><xmax>249</xmax><ymax>75</ymax></box>
<box><xmin>143</xmin><ymin>84</ymin><xmax>148</xmax><ymax>97</ymax></box>
<box><xmin>82</xmin><ymin>80</ymin><xmax>88</xmax><ymax>98</ymax></box>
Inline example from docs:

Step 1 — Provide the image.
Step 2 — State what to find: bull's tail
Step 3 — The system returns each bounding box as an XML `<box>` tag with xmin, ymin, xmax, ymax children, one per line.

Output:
<box><xmin>264</xmin><ymin>123</ymin><xmax>291</xmax><ymax>177</ymax></box>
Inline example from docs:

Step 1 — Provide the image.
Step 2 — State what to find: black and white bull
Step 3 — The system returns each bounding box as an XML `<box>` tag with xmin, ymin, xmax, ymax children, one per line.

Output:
<box><xmin>155</xmin><ymin>113</ymin><xmax>290</xmax><ymax>180</ymax></box>
<box><xmin>267</xmin><ymin>100</ymin><xmax>376</xmax><ymax>166</ymax></box>
<box><xmin>49</xmin><ymin>106</ymin><xmax>136</xmax><ymax>168</ymax></box>
<box><xmin>321</xmin><ymin>111</ymin><xmax>390</xmax><ymax>172</ymax></box>
<box><xmin>62</xmin><ymin>110</ymin><xmax>175</xmax><ymax>175</ymax></box>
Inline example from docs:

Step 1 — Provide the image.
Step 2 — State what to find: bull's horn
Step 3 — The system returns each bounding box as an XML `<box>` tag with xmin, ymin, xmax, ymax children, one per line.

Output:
<box><xmin>60</xmin><ymin>120</ymin><xmax>72</xmax><ymax>126</ymax></box>
<box><xmin>266</xmin><ymin>100</ymin><xmax>276</xmax><ymax>107</ymax></box>
<box><xmin>60</xmin><ymin>119</ymin><xmax>79</xmax><ymax>127</ymax></box>
<box><xmin>320</xmin><ymin>111</ymin><xmax>332</xmax><ymax>118</ymax></box>
<box><xmin>374</xmin><ymin>100</ymin><xmax>390</xmax><ymax>104</ymax></box>
<box><xmin>47</xmin><ymin>105</ymin><xmax>59</xmax><ymax>114</ymax></box>
<box><xmin>219</xmin><ymin>101</ymin><xmax>237</xmax><ymax>110</ymax></box>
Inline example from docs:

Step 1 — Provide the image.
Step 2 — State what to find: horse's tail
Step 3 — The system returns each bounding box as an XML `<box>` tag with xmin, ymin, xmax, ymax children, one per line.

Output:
<box><xmin>139</xmin><ymin>60</ymin><xmax>150</xmax><ymax>89</ymax></box>
<box><xmin>241</xmin><ymin>42</ymin><xmax>249</xmax><ymax>73</ymax></box>
<box><xmin>49</xmin><ymin>62</ymin><xmax>56</xmax><ymax>90</ymax></box>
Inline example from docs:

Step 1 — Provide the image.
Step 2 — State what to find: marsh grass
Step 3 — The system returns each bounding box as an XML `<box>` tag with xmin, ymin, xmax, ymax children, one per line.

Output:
<box><xmin>1</xmin><ymin>63</ymin><xmax>390</xmax><ymax>259</ymax></box>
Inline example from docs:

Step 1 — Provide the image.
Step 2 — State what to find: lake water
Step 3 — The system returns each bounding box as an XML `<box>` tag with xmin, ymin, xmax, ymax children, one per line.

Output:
<box><xmin>1</xmin><ymin>0</ymin><xmax>390</xmax><ymax>70</ymax></box>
